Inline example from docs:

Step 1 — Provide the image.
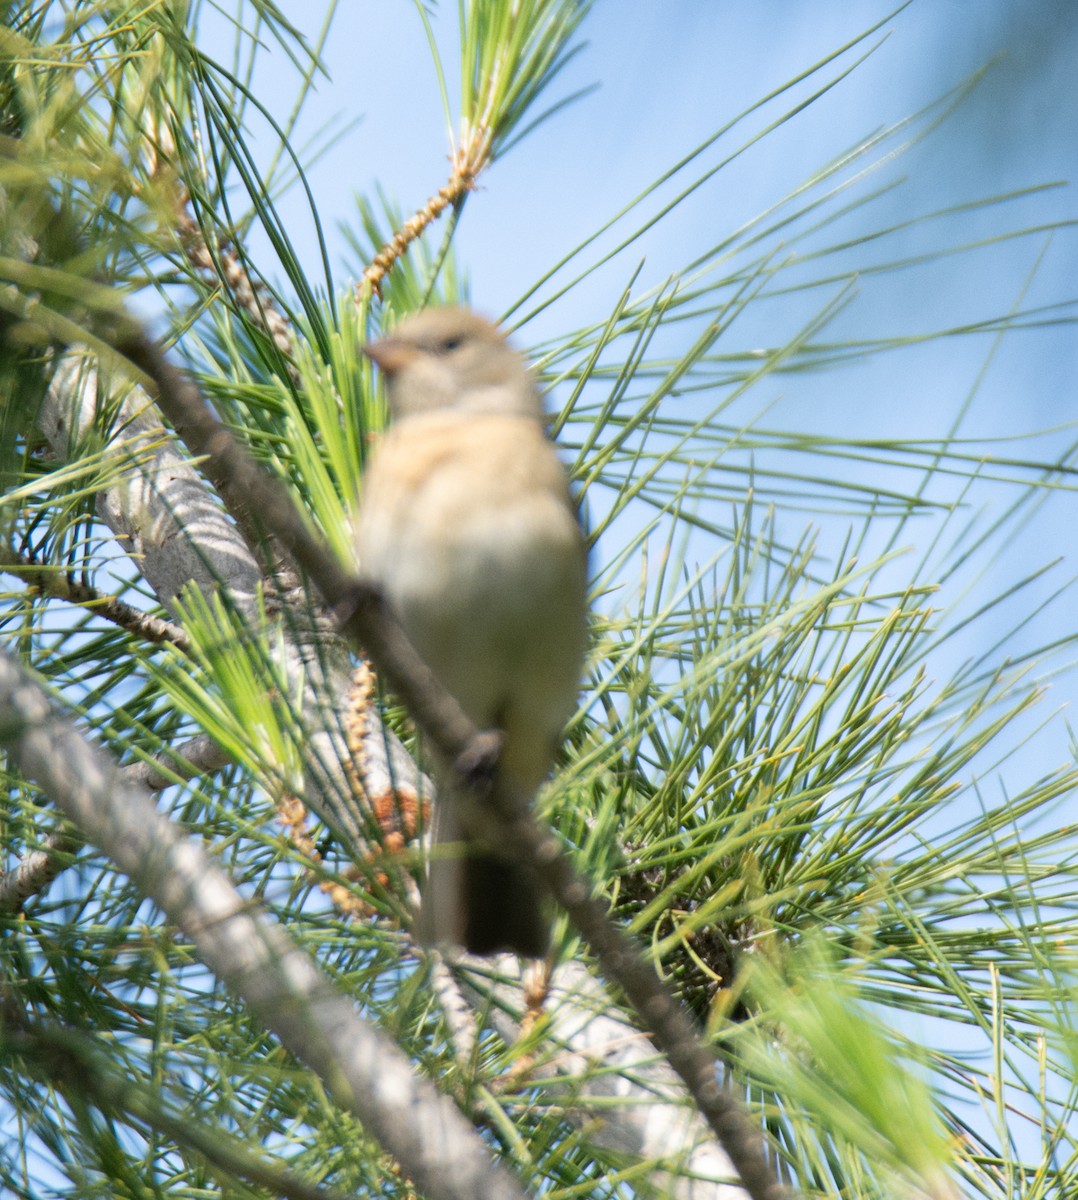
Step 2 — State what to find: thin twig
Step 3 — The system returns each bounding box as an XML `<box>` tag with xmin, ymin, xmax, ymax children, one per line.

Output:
<box><xmin>114</xmin><ymin>327</ymin><xmax>789</xmax><ymax>1200</ymax></box>
<box><xmin>0</xmin><ymin>545</ymin><xmax>190</xmax><ymax>652</ymax></box>
<box><xmin>0</xmin><ymin>733</ymin><xmax>232</xmax><ymax>915</ymax></box>
<box><xmin>357</xmin><ymin>158</ymin><xmax>479</xmax><ymax>299</ymax></box>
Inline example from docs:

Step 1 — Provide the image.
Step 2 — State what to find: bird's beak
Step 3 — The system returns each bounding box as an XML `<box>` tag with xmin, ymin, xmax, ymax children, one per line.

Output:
<box><xmin>363</xmin><ymin>336</ymin><xmax>420</xmax><ymax>376</ymax></box>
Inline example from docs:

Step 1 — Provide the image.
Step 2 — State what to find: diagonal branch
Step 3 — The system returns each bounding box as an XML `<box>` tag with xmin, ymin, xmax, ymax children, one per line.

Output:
<box><xmin>0</xmin><ymin>544</ymin><xmax>190</xmax><ymax>651</ymax></box>
<box><xmin>33</xmin><ymin>338</ymin><xmax>745</xmax><ymax>1190</ymax></box>
<box><xmin>114</xmin><ymin>327</ymin><xmax>789</xmax><ymax>1200</ymax></box>
<box><xmin>358</xmin><ymin>164</ymin><xmax>477</xmax><ymax>300</ymax></box>
<box><xmin>0</xmin><ymin>647</ymin><xmax>530</xmax><ymax>1200</ymax></box>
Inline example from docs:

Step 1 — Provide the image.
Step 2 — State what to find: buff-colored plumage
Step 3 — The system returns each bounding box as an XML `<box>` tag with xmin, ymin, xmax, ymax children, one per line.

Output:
<box><xmin>355</xmin><ymin>308</ymin><xmax>587</xmax><ymax>956</ymax></box>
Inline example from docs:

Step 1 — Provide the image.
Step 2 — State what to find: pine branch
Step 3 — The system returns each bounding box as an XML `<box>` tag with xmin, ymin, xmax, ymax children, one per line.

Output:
<box><xmin>34</xmin><ymin>339</ymin><xmax>745</xmax><ymax>1193</ymax></box>
<box><xmin>0</xmin><ymin>732</ymin><xmax>231</xmax><ymax>915</ymax></box>
<box><xmin>358</xmin><ymin>167</ymin><xmax>475</xmax><ymax>300</ymax></box>
<box><xmin>0</xmin><ymin>647</ymin><xmax>530</xmax><ymax>1200</ymax></box>
<box><xmin>0</xmin><ymin>545</ymin><xmax>190</xmax><ymax>651</ymax></box>
<box><xmin>115</xmin><ymin>327</ymin><xmax>788</xmax><ymax>1200</ymax></box>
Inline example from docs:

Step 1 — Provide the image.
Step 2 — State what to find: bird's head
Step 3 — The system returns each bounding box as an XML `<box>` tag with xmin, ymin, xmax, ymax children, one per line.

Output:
<box><xmin>363</xmin><ymin>307</ymin><xmax>543</xmax><ymax>422</ymax></box>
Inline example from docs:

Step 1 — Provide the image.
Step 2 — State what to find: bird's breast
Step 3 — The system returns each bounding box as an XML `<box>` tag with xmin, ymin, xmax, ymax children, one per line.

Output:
<box><xmin>355</xmin><ymin>412</ymin><xmax>587</xmax><ymax>733</ymax></box>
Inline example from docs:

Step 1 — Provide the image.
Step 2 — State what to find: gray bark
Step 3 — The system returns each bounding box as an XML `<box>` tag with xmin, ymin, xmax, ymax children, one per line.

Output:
<box><xmin>0</xmin><ymin>648</ymin><xmax>529</xmax><ymax>1200</ymax></box>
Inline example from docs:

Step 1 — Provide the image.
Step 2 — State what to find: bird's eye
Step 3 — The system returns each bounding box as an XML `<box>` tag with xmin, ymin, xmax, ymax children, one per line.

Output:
<box><xmin>437</xmin><ymin>335</ymin><xmax>463</xmax><ymax>354</ymax></box>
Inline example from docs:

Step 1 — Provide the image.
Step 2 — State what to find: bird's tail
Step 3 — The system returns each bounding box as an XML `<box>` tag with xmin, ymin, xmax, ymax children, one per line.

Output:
<box><xmin>418</xmin><ymin>798</ymin><xmax>548</xmax><ymax>957</ymax></box>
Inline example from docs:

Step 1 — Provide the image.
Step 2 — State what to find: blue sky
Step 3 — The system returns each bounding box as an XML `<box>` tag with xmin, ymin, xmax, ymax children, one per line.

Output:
<box><xmin>236</xmin><ymin>2</ymin><xmax>1077</xmax><ymax>361</ymax></box>
<box><xmin>228</xmin><ymin>1</ymin><xmax>1076</xmax><ymax>461</ymax></box>
<box><xmin>182</xmin><ymin>0</ymin><xmax>1078</xmax><ymax>809</ymax></box>
<box><xmin>222</xmin><ymin>0</ymin><xmax>1078</xmax><ymax>743</ymax></box>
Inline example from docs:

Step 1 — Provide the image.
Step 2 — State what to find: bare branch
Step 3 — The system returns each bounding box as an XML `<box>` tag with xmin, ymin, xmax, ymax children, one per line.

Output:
<box><xmin>0</xmin><ymin>544</ymin><xmax>190</xmax><ymax>651</ymax></box>
<box><xmin>0</xmin><ymin>647</ymin><xmax>530</xmax><ymax>1200</ymax></box>
<box><xmin>124</xmin><ymin>731</ymin><xmax>232</xmax><ymax>792</ymax></box>
<box><xmin>113</xmin><ymin>329</ymin><xmax>789</xmax><ymax>1200</ymax></box>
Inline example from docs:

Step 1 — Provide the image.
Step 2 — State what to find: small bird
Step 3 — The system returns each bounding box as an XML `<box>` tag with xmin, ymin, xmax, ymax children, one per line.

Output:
<box><xmin>355</xmin><ymin>307</ymin><xmax>587</xmax><ymax>956</ymax></box>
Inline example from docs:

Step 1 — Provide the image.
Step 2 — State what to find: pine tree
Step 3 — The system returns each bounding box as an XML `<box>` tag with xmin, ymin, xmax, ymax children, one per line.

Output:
<box><xmin>0</xmin><ymin>4</ymin><xmax>1075</xmax><ymax>1198</ymax></box>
